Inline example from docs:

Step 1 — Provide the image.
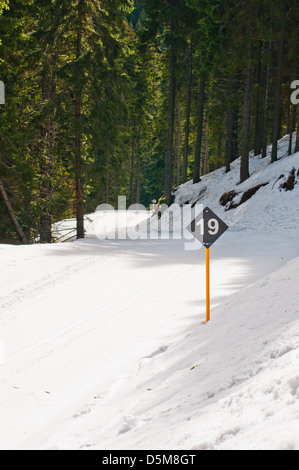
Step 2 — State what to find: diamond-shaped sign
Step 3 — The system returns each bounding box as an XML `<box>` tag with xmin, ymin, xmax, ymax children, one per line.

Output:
<box><xmin>186</xmin><ymin>207</ymin><xmax>228</xmax><ymax>248</ymax></box>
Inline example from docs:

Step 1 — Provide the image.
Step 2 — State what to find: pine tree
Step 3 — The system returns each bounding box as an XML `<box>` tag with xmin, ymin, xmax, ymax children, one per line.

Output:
<box><xmin>240</xmin><ymin>7</ymin><xmax>253</xmax><ymax>183</ymax></box>
<box><xmin>271</xmin><ymin>0</ymin><xmax>286</xmax><ymax>163</ymax></box>
<box><xmin>139</xmin><ymin>0</ymin><xmax>198</xmax><ymax>204</ymax></box>
<box><xmin>182</xmin><ymin>41</ymin><xmax>193</xmax><ymax>183</ymax></box>
<box><xmin>0</xmin><ymin>0</ymin><xmax>34</xmax><ymax>242</ymax></box>
<box><xmin>45</xmin><ymin>0</ymin><xmax>134</xmax><ymax>238</ymax></box>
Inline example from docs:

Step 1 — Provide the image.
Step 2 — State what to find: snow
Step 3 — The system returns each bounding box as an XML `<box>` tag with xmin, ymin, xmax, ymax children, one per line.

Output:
<box><xmin>0</xmin><ymin>135</ymin><xmax>299</xmax><ymax>450</ymax></box>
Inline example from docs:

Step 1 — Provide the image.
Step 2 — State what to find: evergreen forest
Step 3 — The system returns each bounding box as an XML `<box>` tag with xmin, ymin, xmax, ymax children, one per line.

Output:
<box><xmin>0</xmin><ymin>0</ymin><xmax>298</xmax><ymax>243</ymax></box>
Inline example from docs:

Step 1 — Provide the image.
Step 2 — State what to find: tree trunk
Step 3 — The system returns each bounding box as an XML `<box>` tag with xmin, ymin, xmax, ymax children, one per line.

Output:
<box><xmin>262</xmin><ymin>40</ymin><xmax>272</xmax><ymax>158</ymax></box>
<box><xmin>136</xmin><ymin>159</ymin><xmax>141</xmax><ymax>204</ymax></box>
<box><xmin>136</xmin><ymin>129</ymin><xmax>141</xmax><ymax>204</ymax></box>
<box><xmin>106</xmin><ymin>164</ymin><xmax>109</xmax><ymax>204</ymax></box>
<box><xmin>271</xmin><ymin>4</ymin><xmax>285</xmax><ymax>163</ymax></box>
<box><xmin>175</xmin><ymin>102</ymin><xmax>181</xmax><ymax>186</ymax></box>
<box><xmin>225</xmin><ymin>81</ymin><xmax>234</xmax><ymax>173</ymax></box>
<box><xmin>193</xmin><ymin>71</ymin><xmax>206</xmax><ymax>184</ymax></box>
<box><xmin>225</xmin><ymin>75</ymin><xmax>240</xmax><ymax>172</ymax></box>
<box><xmin>231</xmin><ymin>77</ymin><xmax>240</xmax><ymax>162</ymax></box>
<box><xmin>40</xmin><ymin>215</ymin><xmax>52</xmax><ymax>243</ymax></box>
<box><xmin>0</xmin><ymin>180</ymin><xmax>28</xmax><ymax>244</ymax></box>
<box><xmin>217</xmin><ymin>129</ymin><xmax>224</xmax><ymax>168</ymax></box>
<box><xmin>225</xmin><ymin>76</ymin><xmax>234</xmax><ymax>173</ymax></box>
<box><xmin>40</xmin><ymin>59</ymin><xmax>55</xmax><ymax>244</ymax></box>
<box><xmin>75</xmin><ymin>95</ymin><xmax>84</xmax><ymax>239</ymax></box>
<box><xmin>240</xmin><ymin>38</ymin><xmax>252</xmax><ymax>183</ymax></box>
<box><xmin>75</xmin><ymin>24</ymin><xmax>84</xmax><ymax>239</ymax></box>
<box><xmin>254</xmin><ymin>46</ymin><xmax>263</xmax><ymax>156</ymax></box>
<box><xmin>182</xmin><ymin>43</ymin><xmax>193</xmax><ymax>183</ymax></box>
<box><xmin>130</xmin><ymin>117</ymin><xmax>136</xmax><ymax>205</ymax></box>
<box><xmin>203</xmin><ymin>115</ymin><xmax>209</xmax><ymax>175</ymax></box>
<box><xmin>164</xmin><ymin>22</ymin><xmax>177</xmax><ymax>206</ymax></box>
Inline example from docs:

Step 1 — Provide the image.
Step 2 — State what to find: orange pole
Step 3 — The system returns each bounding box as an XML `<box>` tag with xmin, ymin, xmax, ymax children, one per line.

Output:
<box><xmin>206</xmin><ymin>247</ymin><xmax>210</xmax><ymax>323</ymax></box>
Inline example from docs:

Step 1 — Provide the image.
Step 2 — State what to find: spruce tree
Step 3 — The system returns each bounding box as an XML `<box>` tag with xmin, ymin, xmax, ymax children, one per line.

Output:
<box><xmin>45</xmin><ymin>0</ymin><xmax>134</xmax><ymax>238</ymax></box>
<box><xmin>139</xmin><ymin>0</ymin><xmax>197</xmax><ymax>204</ymax></box>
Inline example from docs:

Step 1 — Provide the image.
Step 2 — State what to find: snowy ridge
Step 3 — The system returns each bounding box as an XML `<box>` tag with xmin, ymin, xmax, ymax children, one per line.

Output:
<box><xmin>0</xmin><ymin>134</ymin><xmax>298</xmax><ymax>450</ymax></box>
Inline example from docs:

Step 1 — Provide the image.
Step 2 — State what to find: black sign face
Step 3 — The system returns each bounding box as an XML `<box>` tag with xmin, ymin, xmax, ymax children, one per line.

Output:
<box><xmin>186</xmin><ymin>207</ymin><xmax>229</xmax><ymax>248</ymax></box>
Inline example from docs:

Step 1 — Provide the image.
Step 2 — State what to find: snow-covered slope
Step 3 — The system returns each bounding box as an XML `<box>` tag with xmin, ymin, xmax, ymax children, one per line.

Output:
<box><xmin>173</xmin><ymin>133</ymin><xmax>299</xmax><ymax>237</ymax></box>
<box><xmin>0</xmin><ymin>135</ymin><xmax>298</xmax><ymax>450</ymax></box>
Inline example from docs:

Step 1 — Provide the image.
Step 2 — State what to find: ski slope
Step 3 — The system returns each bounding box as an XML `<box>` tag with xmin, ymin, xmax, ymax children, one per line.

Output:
<box><xmin>0</xmin><ymin>136</ymin><xmax>299</xmax><ymax>450</ymax></box>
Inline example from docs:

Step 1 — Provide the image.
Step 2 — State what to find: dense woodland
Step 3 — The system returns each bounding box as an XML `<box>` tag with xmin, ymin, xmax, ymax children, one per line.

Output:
<box><xmin>0</xmin><ymin>0</ymin><xmax>298</xmax><ymax>243</ymax></box>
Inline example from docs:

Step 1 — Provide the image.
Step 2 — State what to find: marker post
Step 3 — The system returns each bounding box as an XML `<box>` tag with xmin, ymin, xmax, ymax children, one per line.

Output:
<box><xmin>205</xmin><ymin>247</ymin><xmax>210</xmax><ymax>323</ymax></box>
<box><xmin>186</xmin><ymin>207</ymin><xmax>228</xmax><ymax>323</ymax></box>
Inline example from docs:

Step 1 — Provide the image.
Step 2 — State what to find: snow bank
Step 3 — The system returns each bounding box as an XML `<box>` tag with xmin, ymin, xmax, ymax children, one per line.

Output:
<box><xmin>90</xmin><ymin>255</ymin><xmax>299</xmax><ymax>451</ymax></box>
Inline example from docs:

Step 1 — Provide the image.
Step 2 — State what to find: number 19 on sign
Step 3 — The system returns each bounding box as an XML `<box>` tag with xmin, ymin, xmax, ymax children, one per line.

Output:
<box><xmin>196</xmin><ymin>217</ymin><xmax>220</xmax><ymax>237</ymax></box>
